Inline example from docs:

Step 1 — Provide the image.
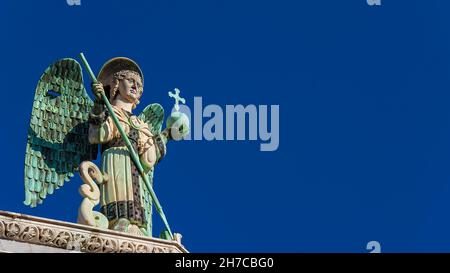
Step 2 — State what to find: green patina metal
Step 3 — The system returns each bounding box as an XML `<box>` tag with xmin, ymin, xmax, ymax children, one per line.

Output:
<box><xmin>24</xmin><ymin>58</ymin><xmax>97</xmax><ymax>208</ymax></box>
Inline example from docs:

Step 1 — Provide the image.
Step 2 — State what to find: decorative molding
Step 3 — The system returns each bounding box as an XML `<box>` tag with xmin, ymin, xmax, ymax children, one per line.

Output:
<box><xmin>0</xmin><ymin>211</ymin><xmax>187</xmax><ymax>253</ymax></box>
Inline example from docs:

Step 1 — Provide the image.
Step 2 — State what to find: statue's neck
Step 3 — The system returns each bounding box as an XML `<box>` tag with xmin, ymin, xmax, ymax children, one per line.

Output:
<box><xmin>112</xmin><ymin>96</ymin><xmax>133</xmax><ymax>113</ymax></box>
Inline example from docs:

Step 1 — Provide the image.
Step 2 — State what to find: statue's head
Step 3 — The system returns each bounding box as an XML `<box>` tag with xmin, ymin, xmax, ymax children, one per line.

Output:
<box><xmin>110</xmin><ymin>70</ymin><xmax>143</xmax><ymax>109</ymax></box>
<box><xmin>97</xmin><ymin>57</ymin><xmax>144</xmax><ymax>109</ymax></box>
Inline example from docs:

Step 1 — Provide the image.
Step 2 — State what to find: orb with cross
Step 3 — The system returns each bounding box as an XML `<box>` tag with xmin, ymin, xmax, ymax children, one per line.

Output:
<box><xmin>167</xmin><ymin>88</ymin><xmax>190</xmax><ymax>140</ymax></box>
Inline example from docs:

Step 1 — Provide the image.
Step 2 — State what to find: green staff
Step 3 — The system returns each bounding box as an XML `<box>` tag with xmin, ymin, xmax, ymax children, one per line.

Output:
<box><xmin>79</xmin><ymin>53</ymin><xmax>173</xmax><ymax>239</ymax></box>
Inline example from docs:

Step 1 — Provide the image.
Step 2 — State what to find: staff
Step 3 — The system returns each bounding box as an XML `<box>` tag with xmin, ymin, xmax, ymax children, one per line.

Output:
<box><xmin>79</xmin><ymin>53</ymin><xmax>173</xmax><ymax>239</ymax></box>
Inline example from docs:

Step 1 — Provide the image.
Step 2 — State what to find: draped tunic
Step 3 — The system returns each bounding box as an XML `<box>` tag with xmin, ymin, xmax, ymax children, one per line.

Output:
<box><xmin>88</xmin><ymin>105</ymin><xmax>162</xmax><ymax>234</ymax></box>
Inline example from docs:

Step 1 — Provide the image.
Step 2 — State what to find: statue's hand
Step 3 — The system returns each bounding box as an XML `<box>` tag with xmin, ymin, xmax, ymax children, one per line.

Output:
<box><xmin>91</xmin><ymin>82</ymin><xmax>105</xmax><ymax>99</ymax></box>
<box><xmin>89</xmin><ymin>84</ymin><xmax>108</xmax><ymax>123</ymax></box>
<box><xmin>161</xmin><ymin>128</ymin><xmax>172</xmax><ymax>140</ymax></box>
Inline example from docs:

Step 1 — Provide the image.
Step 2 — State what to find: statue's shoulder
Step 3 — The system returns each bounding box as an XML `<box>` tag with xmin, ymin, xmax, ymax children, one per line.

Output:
<box><xmin>109</xmin><ymin>105</ymin><xmax>129</xmax><ymax>121</ymax></box>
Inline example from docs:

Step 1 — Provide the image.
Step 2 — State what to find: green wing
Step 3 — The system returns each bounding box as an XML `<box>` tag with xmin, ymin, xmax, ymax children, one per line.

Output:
<box><xmin>24</xmin><ymin>58</ymin><xmax>97</xmax><ymax>207</ymax></box>
<box><xmin>138</xmin><ymin>103</ymin><xmax>164</xmax><ymax>135</ymax></box>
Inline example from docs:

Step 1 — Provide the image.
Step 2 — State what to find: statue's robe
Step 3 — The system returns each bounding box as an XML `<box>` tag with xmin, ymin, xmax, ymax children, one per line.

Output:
<box><xmin>88</xmin><ymin>105</ymin><xmax>163</xmax><ymax>235</ymax></box>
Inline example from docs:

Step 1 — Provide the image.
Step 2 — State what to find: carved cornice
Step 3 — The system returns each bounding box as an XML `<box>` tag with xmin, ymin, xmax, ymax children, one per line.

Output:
<box><xmin>0</xmin><ymin>211</ymin><xmax>187</xmax><ymax>253</ymax></box>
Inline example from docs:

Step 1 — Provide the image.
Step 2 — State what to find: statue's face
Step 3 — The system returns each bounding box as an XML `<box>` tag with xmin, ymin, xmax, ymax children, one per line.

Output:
<box><xmin>117</xmin><ymin>73</ymin><xmax>143</xmax><ymax>104</ymax></box>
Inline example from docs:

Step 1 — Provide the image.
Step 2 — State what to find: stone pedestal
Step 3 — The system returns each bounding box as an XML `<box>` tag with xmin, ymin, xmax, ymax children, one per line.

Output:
<box><xmin>0</xmin><ymin>210</ymin><xmax>187</xmax><ymax>253</ymax></box>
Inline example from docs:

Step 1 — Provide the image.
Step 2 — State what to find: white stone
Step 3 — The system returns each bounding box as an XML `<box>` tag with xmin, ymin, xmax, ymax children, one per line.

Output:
<box><xmin>0</xmin><ymin>210</ymin><xmax>187</xmax><ymax>253</ymax></box>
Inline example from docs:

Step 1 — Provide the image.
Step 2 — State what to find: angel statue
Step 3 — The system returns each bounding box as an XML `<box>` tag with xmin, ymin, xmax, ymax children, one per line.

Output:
<box><xmin>24</xmin><ymin>55</ymin><xmax>190</xmax><ymax>239</ymax></box>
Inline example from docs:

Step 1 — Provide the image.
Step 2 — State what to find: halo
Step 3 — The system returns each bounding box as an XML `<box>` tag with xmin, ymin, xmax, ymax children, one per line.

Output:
<box><xmin>97</xmin><ymin>57</ymin><xmax>144</xmax><ymax>88</ymax></box>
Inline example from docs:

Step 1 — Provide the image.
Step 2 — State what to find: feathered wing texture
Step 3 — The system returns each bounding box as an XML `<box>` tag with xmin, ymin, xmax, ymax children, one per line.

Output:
<box><xmin>138</xmin><ymin>103</ymin><xmax>164</xmax><ymax>236</ymax></box>
<box><xmin>24</xmin><ymin>58</ymin><xmax>98</xmax><ymax>207</ymax></box>
<box><xmin>138</xmin><ymin>103</ymin><xmax>164</xmax><ymax>135</ymax></box>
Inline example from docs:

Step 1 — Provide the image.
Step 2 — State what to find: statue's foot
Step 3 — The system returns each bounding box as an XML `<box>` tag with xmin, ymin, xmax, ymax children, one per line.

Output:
<box><xmin>128</xmin><ymin>224</ymin><xmax>145</xmax><ymax>237</ymax></box>
<box><xmin>111</xmin><ymin>218</ymin><xmax>130</xmax><ymax>233</ymax></box>
<box><xmin>139</xmin><ymin>227</ymin><xmax>151</xmax><ymax>237</ymax></box>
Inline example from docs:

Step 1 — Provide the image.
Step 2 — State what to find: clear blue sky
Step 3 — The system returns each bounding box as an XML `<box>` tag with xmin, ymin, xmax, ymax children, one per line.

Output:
<box><xmin>2</xmin><ymin>0</ymin><xmax>450</xmax><ymax>252</ymax></box>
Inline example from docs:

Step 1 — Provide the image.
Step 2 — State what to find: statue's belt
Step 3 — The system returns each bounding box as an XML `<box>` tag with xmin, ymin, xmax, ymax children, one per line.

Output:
<box><xmin>101</xmin><ymin>128</ymin><xmax>166</xmax><ymax>163</ymax></box>
<box><xmin>102</xmin><ymin>126</ymin><xmax>139</xmax><ymax>153</ymax></box>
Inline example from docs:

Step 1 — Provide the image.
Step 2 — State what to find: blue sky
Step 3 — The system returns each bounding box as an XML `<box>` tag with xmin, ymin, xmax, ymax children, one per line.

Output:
<box><xmin>2</xmin><ymin>0</ymin><xmax>450</xmax><ymax>252</ymax></box>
